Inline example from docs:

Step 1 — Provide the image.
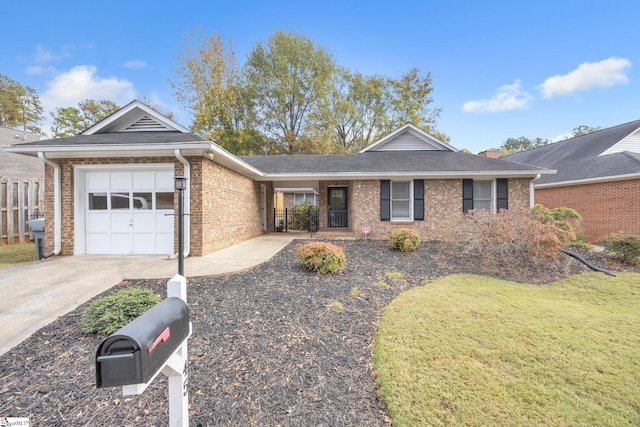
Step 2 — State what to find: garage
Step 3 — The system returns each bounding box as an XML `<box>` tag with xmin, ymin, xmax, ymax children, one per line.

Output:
<box><xmin>83</xmin><ymin>167</ymin><xmax>175</xmax><ymax>254</ymax></box>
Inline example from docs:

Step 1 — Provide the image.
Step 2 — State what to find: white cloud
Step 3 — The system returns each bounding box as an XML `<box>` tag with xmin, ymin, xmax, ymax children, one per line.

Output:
<box><xmin>123</xmin><ymin>60</ymin><xmax>148</xmax><ymax>69</ymax></box>
<box><xmin>34</xmin><ymin>45</ymin><xmax>62</xmax><ymax>64</ymax></box>
<box><xmin>39</xmin><ymin>66</ymin><xmax>137</xmax><ymax>134</ymax></box>
<box><xmin>42</xmin><ymin>65</ymin><xmax>136</xmax><ymax>108</ymax></box>
<box><xmin>463</xmin><ymin>79</ymin><xmax>532</xmax><ymax>113</ymax></box>
<box><xmin>539</xmin><ymin>57</ymin><xmax>631</xmax><ymax>99</ymax></box>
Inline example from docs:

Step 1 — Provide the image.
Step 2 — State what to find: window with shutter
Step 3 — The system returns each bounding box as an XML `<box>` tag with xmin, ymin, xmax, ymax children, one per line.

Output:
<box><xmin>380</xmin><ymin>180</ymin><xmax>390</xmax><ymax>221</ymax></box>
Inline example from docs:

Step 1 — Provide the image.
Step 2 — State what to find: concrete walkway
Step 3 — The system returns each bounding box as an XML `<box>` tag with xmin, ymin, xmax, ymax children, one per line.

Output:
<box><xmin>0</xmin><ymin>233</ymin><xmax>295</xmax><ymax>356</ymax></box>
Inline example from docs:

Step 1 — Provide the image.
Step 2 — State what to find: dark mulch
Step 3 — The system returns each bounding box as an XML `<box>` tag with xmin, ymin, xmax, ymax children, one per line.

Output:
<box><xmin>1</xmin><ymin>240</ymin><xmax>637</xmax><ymax>426</ymax></box>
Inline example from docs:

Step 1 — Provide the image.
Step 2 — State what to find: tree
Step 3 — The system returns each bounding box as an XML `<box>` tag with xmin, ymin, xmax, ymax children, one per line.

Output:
<box><xmin>328</xmin><ymin>69</ymin><xmax>387</xmax><ymax>152</ymax></box>
<box><xmin>171</xmin><ymin>29</ymin><xmax>264</xmax><ymax>155</ymax></box>
<box><xmin>0</xmin><ymin>73</ymin><xmax>44</xmax><ymax>133</ymax></box>
<box><xmin>50</xmin><ymin>99</ymin><xmax>120</xmax><ymax>137</ymax></box>
<box><xmin>501</xmin><ymin>136</ymin><xmax>550</xmax><ymax>153</ymax></box>
<box><xmin>245</xmin><ymin>30</ymin><xmax>336</xmax><ymax>153</ymax></box>
<box><xmin>50</xmin><ymin>107</ymin><xmax>83</xmax><ymax>137</ymax></box>
<box><xmin>569</xmin><ymin>125</ymin><xmax>601</xmax><ymax>138</ymax></box>
<box><xmin>385</xmin><ymin>67</ymin><xmax>443</xmax><ymax>136</ymax></box>
<box><xmin>140</xmin><ymin>96</ymin><xmax>175</xmax><ymax>120</ymax></box>
<box><xmin>78</xmin><ymin>99</ymin><xmax>119</xmax><ymax>126</ymax></box>
<box><xmin>171</xmin><ymin>29</ymin><xmax>447</xmax><ymax>154</ymax></box>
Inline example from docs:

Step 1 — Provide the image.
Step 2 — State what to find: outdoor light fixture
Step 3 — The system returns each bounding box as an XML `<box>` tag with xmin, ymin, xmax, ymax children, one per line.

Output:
<box><xmin>174</xmin><ymin>176</ymin><xmax>187</xmax><ymax>191</ymax></box>
<box><xmin>174</xmin><ymin>176</ymin><xmax>188</xmax><ymax>276</ymax></box>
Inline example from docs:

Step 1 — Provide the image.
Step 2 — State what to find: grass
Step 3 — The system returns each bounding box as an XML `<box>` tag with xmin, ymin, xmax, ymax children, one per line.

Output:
<box><xmin>331</xmin><ymin>300</ymin><xmax>343</xmax><ymax>311</ymax></box>
<box><xmin>374</xmin><ymin>273</ymin><xmax>640</xmax><ymax>426</ymax></box>
<box><xmin>0</xmin><ymin>243</ymin><xmax>37</xmax><ymax>269</ymax></box>
<box><xmin>385</xmin><ymin>271</ymin><xmax>403</xmax><ymax>281</ymax></box>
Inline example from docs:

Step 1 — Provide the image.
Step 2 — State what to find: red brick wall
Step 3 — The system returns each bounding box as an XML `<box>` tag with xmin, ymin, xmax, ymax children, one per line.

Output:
<box><xmin>535</xmin><ymin>178</ymin><xmax>640</xmax><ymax>241</ymax></box>
<box><xmin>333</xmin><ymin>178</ymin><xmax>531</xmax><ymax>240</ymax></box>
<box><xmin>195</xmin><ymin>157</ymin><xmax>272</xmax><ymax>255</ymax></box>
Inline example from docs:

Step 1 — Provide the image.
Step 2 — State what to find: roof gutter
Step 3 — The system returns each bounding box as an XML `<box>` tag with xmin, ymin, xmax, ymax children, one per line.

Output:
<box><xmin>530</xmin><ymin>174</ymin><xmax>541</xmax><ymax>207</ymax></box>
<box><xmin>37</xmin><ymin>152</ymin><xmax>61</xmax><ymax>256</ymax></box>
<box><xmin>174</xmin><ymin>149</ymin><xmax>190</xmax><ymax>258</ymax></box>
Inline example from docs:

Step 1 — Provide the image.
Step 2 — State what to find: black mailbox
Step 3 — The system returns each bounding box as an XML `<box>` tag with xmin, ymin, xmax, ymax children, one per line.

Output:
<box><xmin>96</xmin><ymin>297</ymin><xmax>189</xmax><ymax>388</ymax></box>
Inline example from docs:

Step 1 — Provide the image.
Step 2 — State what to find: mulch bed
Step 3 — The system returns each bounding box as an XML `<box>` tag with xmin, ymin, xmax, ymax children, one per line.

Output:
<box><xmin>1</xmin><ymin>240</ymin><xmax>637</xmax><ymax>426</ymax></box>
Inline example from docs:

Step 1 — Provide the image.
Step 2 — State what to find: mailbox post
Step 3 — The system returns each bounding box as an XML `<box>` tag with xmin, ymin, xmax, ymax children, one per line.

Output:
<box><xmin>96</xmin><ymin>274</ymin><xmax>190</xmax><ymax>427</ymax></box>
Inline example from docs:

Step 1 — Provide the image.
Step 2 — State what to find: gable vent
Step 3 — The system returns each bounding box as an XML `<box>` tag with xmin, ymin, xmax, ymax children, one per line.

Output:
<box><xmin>122</xmin><ymin>115</ymin><xmax>173</xmax><ymax>132</ymax></box>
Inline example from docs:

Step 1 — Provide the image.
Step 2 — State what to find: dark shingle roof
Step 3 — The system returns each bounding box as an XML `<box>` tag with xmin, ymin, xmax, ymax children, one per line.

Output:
<box><xmin>240</xmin><ymin>151</ymin><xmax>549</xmax><ymax>176</ymax></box>
<box><xmin>13</xmin><ymin>131</ymin><xmax>206</xmax><ymax>146</ymax></box>
<box><xmin>504</xmin><ymin>119</ymin><xmax>640</xmax><ymax>185</ymax></box>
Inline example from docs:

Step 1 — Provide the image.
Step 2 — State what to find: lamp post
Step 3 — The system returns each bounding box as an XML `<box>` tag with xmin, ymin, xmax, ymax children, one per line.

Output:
<box><xmin>174</xmin><ymin>176</ymin><xmax>187</xmax><ymax>276</ymax></box>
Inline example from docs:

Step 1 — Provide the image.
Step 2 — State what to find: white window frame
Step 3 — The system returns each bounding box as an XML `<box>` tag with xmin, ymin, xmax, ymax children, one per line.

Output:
<box><xmin>473</xmin><ymin>180</ymin><xmax>496</xmax><ymax>212</ymax></box>
<box><xmin>390</xmin><ymin>180</ymin><xmax>413</xmax><ymax>221</ymax></box>
<box><xmin>293</xmin><ymin>192</ymin><xmax>316</xmax><ymax>206</ymax></box>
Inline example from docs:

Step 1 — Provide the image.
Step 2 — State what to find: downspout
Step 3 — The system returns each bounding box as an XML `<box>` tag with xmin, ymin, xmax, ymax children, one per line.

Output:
<box><xmin>174</xmin><ymin>149</ymin><xmax>190</xmax><ymax>257</ymax></box>
<box><xmin>529</xmin><ymin>174</ymin><xmax>541</xmax><ymax>208</ymax></box>
<box><xmin>37</xmin><ymin>152</ymin><xmax>61</xmax><ymax>256</ymax></box>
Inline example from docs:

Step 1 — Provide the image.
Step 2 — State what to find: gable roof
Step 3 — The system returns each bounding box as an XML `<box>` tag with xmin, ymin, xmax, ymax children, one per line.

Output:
<box><xmin>1</xmin><ymin>100</ymin><xmax>212</xmax><ymax>159</ymax></box>
<box><xmin>83</xmin><ymin>100</ymin><xmax>191</xmax><ymax>134</ymax></box>
<box><xmin>359</xmin><ymin>123</ymin><xmax>456</xmax><ymax>153</ymax></box>
<box><xmin>503</xmin><ymin>119</ymin><xmax>640</xmax><ymax>186</ymax></box>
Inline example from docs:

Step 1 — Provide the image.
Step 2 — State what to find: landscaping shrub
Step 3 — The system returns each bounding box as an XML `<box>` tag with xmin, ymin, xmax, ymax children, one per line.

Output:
<box><xmin>388</xmin><ymin>228</ymin><xmax>420</xmax><ymax>252</ymax></box>
<box><xmin>80</xmin><ymin>288</ymin><xmax>161</xmax><ymax>336</ymax></box>
<box><xmin>597</xmin><ymin>233</ymin><xmax>640</xmax><ymax>265</ymax></box>
<box><xmin>296</xmin><ymin>241</ymin><xmax>346</xmax><ymax>274</ymax></box>
<box><xmin>453</xmin><ymin>208</ymin><xmax>574</xmax><ymax>261</ymax></box>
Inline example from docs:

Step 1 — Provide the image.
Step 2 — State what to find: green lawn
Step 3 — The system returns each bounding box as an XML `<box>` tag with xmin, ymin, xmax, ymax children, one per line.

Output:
<box><xmin>0</xmin><ymin>243</ymin><xmax>37</xmax><ymax>269</ymax></box>
<box><xmin>374</xmin><ymin>273</ymin><xmax>640</xmax><ymax>426</ymax></box>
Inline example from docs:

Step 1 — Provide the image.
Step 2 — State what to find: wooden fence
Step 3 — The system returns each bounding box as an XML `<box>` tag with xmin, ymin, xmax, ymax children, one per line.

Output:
<box><xmin>1</xmin><ymin>178</ymin><xmax>44</xmax><ymax>244</ymax></box>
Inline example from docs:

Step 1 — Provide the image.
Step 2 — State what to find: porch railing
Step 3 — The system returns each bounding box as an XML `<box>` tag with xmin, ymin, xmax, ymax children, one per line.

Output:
<box><xmin>274</xmin><ymin>207</ymin><xmax>319</xmax><ymax>233</ymax></box>
<box><xmin>274</xmin><ymin>207</ymin><xmax>353</xmax><ymax>233</ymax></box>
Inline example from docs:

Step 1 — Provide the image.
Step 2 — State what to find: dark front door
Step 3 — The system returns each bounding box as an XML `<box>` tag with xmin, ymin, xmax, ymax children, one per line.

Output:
<box><xmin>328</xmin><ymin>187</ymin><xmax>348</xmax><ymax>228</ymax></box>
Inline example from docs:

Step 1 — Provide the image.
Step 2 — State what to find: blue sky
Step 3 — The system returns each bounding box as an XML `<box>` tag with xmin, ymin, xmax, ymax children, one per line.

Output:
<box><xmin>3</xmin><ymin>0</ymin><xmax>639</xmax><ymax>153</ymax></box>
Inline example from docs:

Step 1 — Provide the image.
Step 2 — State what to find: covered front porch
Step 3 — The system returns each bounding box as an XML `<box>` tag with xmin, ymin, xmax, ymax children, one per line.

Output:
<box><xmin>272</xmin><ymin>180</ymin><xmax>354</xmax><ymax>234</ymax></box>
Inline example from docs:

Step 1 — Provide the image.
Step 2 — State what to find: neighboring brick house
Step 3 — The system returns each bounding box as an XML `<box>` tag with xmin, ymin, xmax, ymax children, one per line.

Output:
<box><xmin>4</xmin><ymin>100</ymin><xmax>551</xmax><ymax>256</ymax></box>
<box><xmin>0</xmin><ymin>127</ymin><xmax>43</xmax><ymax>180</ymax></box>
<box><xmin>504</xmin><ymin>119</ymin><xmax>640</xmax><ymax>241</ymax></box>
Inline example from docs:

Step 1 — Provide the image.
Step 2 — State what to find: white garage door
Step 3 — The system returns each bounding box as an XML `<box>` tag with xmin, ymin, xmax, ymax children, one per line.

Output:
<box><xmin>85</xmin><ymin>169</ymin><xmax>175</xmax><ymax>254</ymax></box>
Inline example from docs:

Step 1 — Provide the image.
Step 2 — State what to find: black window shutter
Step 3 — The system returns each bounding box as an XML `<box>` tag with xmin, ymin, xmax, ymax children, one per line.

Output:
<box><xmin>380</xmin><ymin>180</ymin><xmax>390</xmax><ymax>221</ymax></box>
<box><xmin>497</xmin><ymin>178</ymin><xmax>508</xmax><ymax>211</ymax></box>
<box><xmin>462</xmin><ymin>179</ymin><xmax>474</xmax><ymax>212</ymax></box>
<box><xmin>413</xmin><ymin>179</ymin><xmax>424</xmax><ymax>221</ymax></box>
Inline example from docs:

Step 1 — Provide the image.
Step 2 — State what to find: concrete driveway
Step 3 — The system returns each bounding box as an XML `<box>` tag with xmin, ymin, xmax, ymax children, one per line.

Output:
<box><xmin>0</xmin><ymin>233</ymin><xmax>295</xmax><ymax>355</ymax></box>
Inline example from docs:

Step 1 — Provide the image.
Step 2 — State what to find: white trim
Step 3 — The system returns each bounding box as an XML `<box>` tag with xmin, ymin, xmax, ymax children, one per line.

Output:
<box><xmin>530</xmin><ymin>174</ymin><xmax>541</xmax><ymax>207</ymax></box>
<box><xmin>275</xmin><ymin>187</ymin><xmax>318</xmax><ymax>193</ymax></box>
<box><xmin>535</xmin><ymin>173</ymin><xmax>640</xmax><ymax>188</ymax></box>
<box><xmin>83</xmin><ymin>100</ymin><xmax>191</xmax><ymax>135</ymax></box>
<box><xmin>472</xmin><ymin>179</ymin><xmax>495</xmax><ymax>212</ymax></box>
<box><xmin>359</xmin><ymin>123</ymin><xmax>457</xmax><ymax>153</ymax></box>
<box><xmin>256</xmin><ymin>170</ymin><xmax>554</xmax><ymax>181</ymax></box>
<box><xmin>174</xmin><ymin>150</ymin><xmax>190</xmax><ymax>258</ymax></box>
<box><xmin>38</xmin><ymin>152</ymin><xmax>61</xmax><ymax>255</ymax></box>
<box><xmin>390</xmin><ymin>180</ymin><xmax>413</xmax><ymax>221</ymax></box>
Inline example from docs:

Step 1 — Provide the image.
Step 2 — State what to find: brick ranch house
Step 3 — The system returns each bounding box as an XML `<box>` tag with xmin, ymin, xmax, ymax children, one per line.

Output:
<box><xmin>504</xmin><ymin>119</ymin><xmax>640</xmax><ymax>241</ymax></box>
<box><xmin>3</xmin><ymin>100</ymin><xmax>552</xmax><ymax>257</ymax></box>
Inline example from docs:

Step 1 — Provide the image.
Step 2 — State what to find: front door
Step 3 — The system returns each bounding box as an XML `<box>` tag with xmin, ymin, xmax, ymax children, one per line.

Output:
<box><xmin>328</xmin><ymin>187</ymin><xmax>348</xmax><ymax>228</ymax></box>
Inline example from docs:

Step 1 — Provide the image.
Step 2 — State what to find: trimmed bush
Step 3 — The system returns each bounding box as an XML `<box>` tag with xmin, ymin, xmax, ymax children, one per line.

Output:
<box><xmin>80</xmin><ymin>288</ymin><xmax>161</xmax><ymax>336</ymax></box>
<box><xmin>297</xmin><ymin>241</ymin><xmax>346</xmax><ymax>274</ymax></box>
<box><xmin>388</xmin><ymin>228</ymin><xmax>420</xmax><ymax>252</ymax></box>
<box><xmin>597</xmin><ymin>233</ymin><xmax>640</xmax><ymax>265</ymax></box>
